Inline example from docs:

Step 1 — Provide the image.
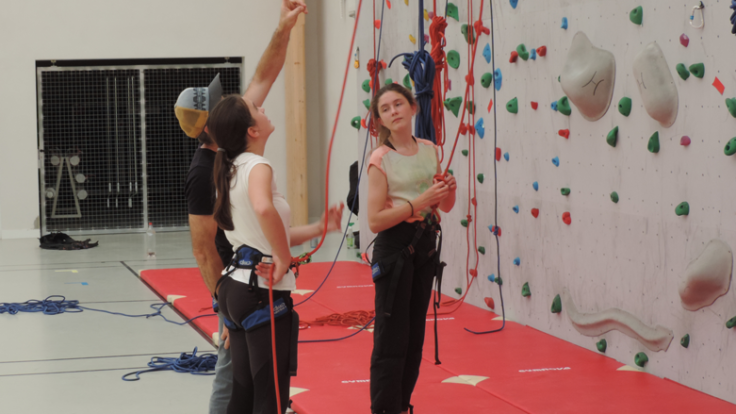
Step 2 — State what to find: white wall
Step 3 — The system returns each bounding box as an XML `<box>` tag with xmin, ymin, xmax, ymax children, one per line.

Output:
<box><xmin>0</xmin><ymin>0</ymin><xmax>288</xmax><ymax>239</ymax></box>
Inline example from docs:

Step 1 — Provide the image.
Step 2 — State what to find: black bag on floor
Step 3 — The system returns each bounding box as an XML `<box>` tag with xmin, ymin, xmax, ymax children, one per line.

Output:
<box><xmin>39</xmin><ymin>232</ymin><xmax>98</xmax><ymax>250</ymax></box>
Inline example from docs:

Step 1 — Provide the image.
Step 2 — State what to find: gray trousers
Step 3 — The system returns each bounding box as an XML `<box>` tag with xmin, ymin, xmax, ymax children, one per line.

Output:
<box><xmin>209</xmin><ymin>312</ymin><xmax>233</xmax><ymax>414</ymax></box>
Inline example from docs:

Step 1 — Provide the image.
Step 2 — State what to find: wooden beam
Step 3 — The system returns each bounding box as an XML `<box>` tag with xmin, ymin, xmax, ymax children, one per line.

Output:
<box><xmin>284</xmin><ymin>13</ymin><xmax>308</xmax><ymax>226</ymax></box>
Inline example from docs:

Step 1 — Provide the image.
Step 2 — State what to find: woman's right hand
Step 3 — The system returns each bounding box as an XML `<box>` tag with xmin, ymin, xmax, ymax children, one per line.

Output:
<box><xmin>255</xmin><ymin>255</ymin><xmax>290</xmax><ymax>285</ymax></box>
<box><xmin>415</xmin><ymin>181</ymin><xmax>449</xmax><ymax>210</ymax></box>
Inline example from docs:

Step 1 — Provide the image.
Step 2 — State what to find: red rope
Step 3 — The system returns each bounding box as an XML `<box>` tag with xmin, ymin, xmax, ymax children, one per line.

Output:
<box><xmin>429</xmin><ymin>16</ymin><xmax>448</xmax><ymax>160</ymax></box>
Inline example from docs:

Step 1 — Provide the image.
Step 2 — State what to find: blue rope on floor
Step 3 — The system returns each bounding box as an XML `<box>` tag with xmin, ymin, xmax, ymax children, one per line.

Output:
<box><xmin>122</xmin><ymin>347</ymin><xmax>218</xmax><ymax>381</ymax></box>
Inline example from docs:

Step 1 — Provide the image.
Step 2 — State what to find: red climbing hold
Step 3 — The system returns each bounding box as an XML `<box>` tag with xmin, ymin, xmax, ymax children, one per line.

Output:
<box><xmin>428</xmin><ymin>10</ymin><xmax>434</xmax><ymax>19</ymax></box>
<box><xmin>562</xmin><ymin>212</ymin><xmax>571</xmax><ymax>225</ymax></box>
<box><xmin>509</xmin><ymin>51</ymin><xmax>519</xmax><ymax>63</ymax></box>
<box><xmin>361</xmin><ymin>118</ymin><xmax>367</xmax><ymax>129</ymax></box>
<box><xmin>537</xmin><ymin>46</ymin><xmax>547</xmax><ymax>57</ymax></box>
<box><xmin>559</xmin><ymin>129</ymin><xmax>570</xmax><ymax>139</ymax></box>
<box><xmin>495</xmin><ymin>148</ymin><xmax>502</xmax><ymax>161</ymax></box>
<box><xmin>459</xmin><ymin>123</ymin><xmax>468</xmax><ymax>135</ymax></box>
<box><xmin>531</xmin><ymin>208</ymin><xmax>539</xmax><ymax>218</ymax></box>
<box><xmin>713</xmin><ymin>77</ymin><xmax>725</xmax><ymax>95</ymax></box>
<box><xmin>469</xmin><ymin>269</ymin><xmax>478</xmax><ymax>277</ymax></box>
<box><xmin>484</xmin><ymin>297</ymin><xmax>495</xmax><ymax>309</ymax></box>
<box><xmin>487</xmin><ymin>99</ymin><xmax>494</xmax><ymax>112</ymax></box>
<box><xmin>490</xmin><ymin>226</ymin><xmax>502</xmax><ymax>237</ymax></box>
<box><xmin>465</xmin><ymin>73</ymin><xmax>475</xmax><ymax>85</ymax></box>
<box><xmin>387</xmin><ymin>0</ymin><xmax>392</xmax><ymax>9</ymax></box>
<box><xmin>468</xmin><ymin>125</ymin><xmax>475</xmax><ymax>135</ymax></box>
<box><xmin>531</xmin><ymin>101</ymin><xmax>538</xmax><ymax>110</ymax></box>
<box><xmin>680</xmin><ymin>136</ymin><xmax>691</xmax><ymax>146</ymax></box>
<box><xmin>374</xmin><ymin>20</ymin><xmax>381</xmax><ymax>29</ymax></box>
<box><xmin>424</xmin><ymin>34</ymin><xmax>430</xmax><ymax>44</ymax></box>
<box><xmin>380</xmin><ymin>60</ymin><xmax>387</xmax><ymax>69</ymax></box>
<box><xmin>471</xmin><ymin>198</ymin><xmax>477</xmax><ymax>206</ymax></box>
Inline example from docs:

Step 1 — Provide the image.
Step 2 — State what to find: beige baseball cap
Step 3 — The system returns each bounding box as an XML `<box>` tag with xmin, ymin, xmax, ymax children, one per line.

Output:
<box><xmin>174</xmin><ymin>74</ymin><xmax>223</xmax><ymax>138</ymax></box>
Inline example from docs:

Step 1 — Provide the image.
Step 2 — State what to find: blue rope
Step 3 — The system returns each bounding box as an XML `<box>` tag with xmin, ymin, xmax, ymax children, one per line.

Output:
<box><xmin>122</xmin><ymin>347</ymin><xmax>217</xmax><ymax>381</ymax></box>
<box><xmin>731</xmin><ymin>1</ymin><xmax>736</xmax><ymax>34</ymax></box>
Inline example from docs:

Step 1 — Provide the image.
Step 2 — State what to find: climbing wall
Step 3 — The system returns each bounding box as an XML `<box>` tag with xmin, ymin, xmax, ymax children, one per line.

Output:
<box><xmin>354</xmin><ymin>0</ymin><xmax>736</xmax><ymax>404</ymax></box>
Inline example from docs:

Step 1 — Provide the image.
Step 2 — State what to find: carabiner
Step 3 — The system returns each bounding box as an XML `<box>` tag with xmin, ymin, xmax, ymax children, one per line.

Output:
<box><xmin>690</xmin><ymin>1</ymin><xmax>705</xmax><ymax>29</ymax></box>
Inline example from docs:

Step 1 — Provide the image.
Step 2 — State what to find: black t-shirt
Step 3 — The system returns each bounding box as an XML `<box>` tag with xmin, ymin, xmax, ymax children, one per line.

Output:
<box><xmin>184</xmin><ymin>147</ymin><xmax>233</xmax><ymax>267</ymax></box>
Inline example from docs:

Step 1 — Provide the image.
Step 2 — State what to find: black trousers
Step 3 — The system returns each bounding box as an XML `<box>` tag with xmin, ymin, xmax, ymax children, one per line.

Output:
<box><xmin>370</xmin><ymin>221</ymin><xmax>439</xmax><ymax>414</ymax></box>
<box><xmin>218</xmin><ymin>277</ymin><xmax>293</xmax><ymax>414</ymax></box>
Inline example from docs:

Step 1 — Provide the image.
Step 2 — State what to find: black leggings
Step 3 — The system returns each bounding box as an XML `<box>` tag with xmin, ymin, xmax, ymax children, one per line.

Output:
<box><xmin>217</xmin><ymin>277</ymin><xmax>293</xmax><ymax>414</ymax></box>
<box><xmin>370</xmin><ymin>221</ymin><xmax>439</xmax><ymax>414</ymax></box>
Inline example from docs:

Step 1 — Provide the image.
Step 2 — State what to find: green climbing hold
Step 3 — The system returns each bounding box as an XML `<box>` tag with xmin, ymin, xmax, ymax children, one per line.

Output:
<box><xmin>481</xmin><ymin>72</ymin><xmax>493</xmax><ymax>88</ymax></box>
<box><xmin>466</xmin><ymin>101</ymin><xmax>475</xmax><ymax>115</ymax></box>
<box><xmin>557</xmin><ymin>96</ymin><xmax>571</xmax><ymax>116</ymax></box>
<box><xmin>448</xmin><ymin>169</ymin><xmax>454</xmax><ymax>176</ymax></box>
<box><xmin>461</xmin><ymin>149</ymin><xmax>469</xmax><ymax>157</ymax></box>
<box><xmin>447</xmin><ymin>50</ymin><xmax>461</xmax><ymax>69</ymax></box>
<box><xmin>477</xmin><ymin>173</ymin><xmax>484</xmax><ymax>183</ymax></box>
<box><xmin>506</xmin><ymin>97</ymin><xmax>519</xmax><ymax>114</ymax></box>
<box><xmin>403</xmin><ymin>74</ymin><xmax>412</xmax><ymax>91</ymax></box>
<box><xmin>461</xmin><ymin>219</ymin><xmax>468</xmax><ymax>227</ymax></box>
<box><xmin>551</xmin><ymin>294</ymin><xmax>562</xmax><ymax>313</ymax></box>
<box><xmin>635</xmin><ymin>352</ymin><xmax>648</xmax><ymax>367</ymax></box>
<box><xmin>363</xmin><ymin>99</ymin><xmax>371</xmax><ymax>110</ymax></box>
<box><xmin>680</xmin><ymin>334</ymin><xmax>690</xmax><ymax>348</ymax></box>
<box><xmin>611</xmin><ymin>192</ymin><xmax>619</xmax><ymax>203</ymax></box>
<box><xmin>596</xmin><ymin>339</ymin><xmax>607</xmax><ymax>353</ymax></box>
<box><xmin>516</xmin><ymin>44</ymin><xmax>529</xmax><ymax>61</ymax></box>
<box><xmin>521</xmin><ymin>282</ymin><xmax>531</xmax><ymax>297</ymax></box>
<box><xmin>385</xmin><ymin>78</ymin><xmax>393</xmax><ymax>85</ymax></box>
<box><xmin>629</xmin><ymin>6</ymin><xmax>643</xmax><ymax>25</ymax></box>
<box><xmin>461</xmin><ymin>24</ymin><xmax>476</xmax><ymax>45</ymax></box>
<box><xmin>727</xmin><ymin>98</ymin><xmax>736</xmax><ymax>118</ymax></box>
<box><xmin>455</xmin><ymin>287</ymin><xmax>463</xmax><ymax>295</ymax></box>
<box><xmin>561</xmin><ymin>188</ymin><xmax>571</xmax><ymax>196</ymax></box>
<box><xmin>607</xmin><ymin>126</ymin><xmax>619</xmax><ymax>148</ymax></box>
<box><xmin>675</xmin><ymin>202</ymin><xmax>690</xmax><ymax>216</ymax></box>
<box><xmin>618</xmin><ymin>97</ymin><xmax>632</xmax><ymax>117</ymax></box>
<box><xmin>447</xmin><ymin>3</ymin><xmax>459</xmax><ymax>21</ymax></box>
<box><xmin>725</xmin><ymin>138</ymin><xmax>736</xmax><ymax>156</ymax></box>
<box><xmin>726</xmin><ymin>316</ymin><xmax>736</xmax><ymax>329</ymax></box>
<box><xmin>495</xmin><ymin>276</ymin><xmax>503</xmax><ymax>286</ymax></box>
<box><xmin>676</xmin><ymin>63</ymin><xmax>690</xmax><ymax>81</ymax></box>
<box><xmin>648</xmin><ymin>131</ymin><xmax>660</xmax><ymax>154</ymax></box>
<box><xmin>362</xmin><ymin>79</ymin><xmax>371</xmax><ymax>93</ymax></box>
<box><xmin>478</xmin><ymin>246</ymin><xmax>486</xmax><ymax>254</ymax></box>
<box><xmin>558</xmin><ymin>76</ymin><xmax>561</xmax><ymax>82</ymax></box>
<box><xmin>689</xmin><ymin>63</ymin><xmax>705</xmax><ymax>79</ymax></box>
<box><xmin>444</xmin><ymin>97</ymin><xmax>462</xmax><ymax>117</ymax></box>
<box><xmin>350</xmin><ymin>116</ymin><xmax>362</xmax><ymax>130</ymax></box>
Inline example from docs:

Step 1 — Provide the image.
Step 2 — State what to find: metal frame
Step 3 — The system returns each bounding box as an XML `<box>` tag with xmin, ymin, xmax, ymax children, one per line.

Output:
<box><xmin>37</xmin><ymin>62</ymin><xmax>242</xmax><ymax>236</ymax></box>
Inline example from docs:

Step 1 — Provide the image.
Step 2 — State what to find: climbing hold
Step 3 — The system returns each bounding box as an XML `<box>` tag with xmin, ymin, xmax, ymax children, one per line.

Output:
<box><xmin>461</xmin><ymin>149</ymin><xmax>469</xmax><ymax>157</ymax></box>
<box><xmin>423</xmin><ymin>9</ymin><xmax>429</xmax><ymax>21</ymax></box>
<box><xmin>689</xmin><ymin>63</ymin><xmax>705</xmax><ymax>78</ymax></box>
<box><xmin>510</xmin><ymin>0</ymin><xmax>518</xmax><ymax>9</ymax></box>
<box><xmin>681</xmin><ymin>136</ymin><xmax>691</xmax><ymax>146</ymax></box>
<box><xmin>350</xmin><ymin>116</ymin><xmax>362</xmax><ymax>130</ymax></box>
<box><xmin>494</xmin><ymin>69</ymin><xmax>503</xmax><ymax>91</ymax></box>
<box><xmin>448</xmin><ymin>169</ymin><xmax>453</xmax><ymax>176</ymax></box>
<box><xmin>458</xmin><ymin>123</ymin><xmax>468</xmax><ymax>135</ymax></box>
<box><xmin>404</xmin><ymin>0</ymin><xmax>408</xmax><ymax>5</ymax></box>
<box><xmin>496</xmin><ymin>276</ymin><xmax>503</xmax><ymax>286</ymax></box>
<box><xmin>495</xmin><ymin>148</ymin><xmax>502</xmax><ymax>161</ymax></box>
<box><xmin>551</xmin><ymin>101</ymin><xmax>558</xmax><ymax>111</ymax></box>
<box><xmin>509</xmin><ymin>51</ymin><xmax>519</xmax><ymax>63</ymax></box>
<box><xmin>680</xmin><ymin>334</ymin><xmax>690</xmax><ymax>348</ymax></box>
<box><xmin>483</xmin><ymin>43</ymin><xmax>492</xmax><ymax>64</ymax></box>
<box><xmin>461</xmin><ymin>219</ymin><xmax>468</xmax><ymax>227</ymax></box>
<box><xmin>634</xmin><ymin>42</ymin><xmax>679</xmax><ymax>128</ymax></box>
<box><xmin>361</xmin><ymin>118</ymin><xmax>367</xmax><ymax>129</ymax></box>
<box><xmin>596</xmin><ymin>339</ymin><xmax>607</xmax><ymax>353</ymax></box>
<box><xmin>444</xmin><ymin>97</ymin><xmax>462</xmax><ymax>117</ymax></box>
<box><xmin>424</xmin><ymin>34</ymin><xmax>430</xmax><ymax>44</ymax></box>
<box><xmin>562</xmin><ymin>212</ymin><xmax>571</xmax><ymax>225</ymax></box>
<box><xmin>561</xmin><ymin>188</ymin><xmax>571</xmax><ymax>196</ymax></box>
<box><xmin>506</xmin><ymin>97</ymin><xmax>519</xmax><ymax>114</ymax></box>
<box><xmin>362</xmin><ymin>79</ymin><xmax>371</xmax><ymax>93</ymax></box>
<box><xmin>363</xmin><ymin>99</ymin><xmax>370</xmax><ymax>110</ymax></box>
<box><xmin>487</xmin><ymin>99</ymin><xmax>494</xmax><ymax>112</ymax></box>
<box><xmin>409</xmin><ymin>34</ymin><xmax>416</xmax><ymax>45</ymax></box>
<box><xmin>618</xmin><ymin>97</ymin><xmax>632</xmax><ymax>116</ymax></box>
<box><xmin>676</xmin><ymin>63</ymin><xmax>690</xmax><ymax>81</ymax></box>
<box><xmin>713</xmin><ymin>77</ymin><xmax>725</xmax><ymax>95</ymax></box>
<box><xmin>630</xmin><ymin>6</ymin><xmax>643</xmax><ymax>25</ymax></box>
<box><xmin>680</xmin><ymin>34</ymin><xmax>689</xmax><ymax>47</ymax></box>
<box><xmin>516</xmin><ymin>44</ymin><xmax>529</xmax><ymax>61</ymax></box>
<box><xmin>489</xmin><ymin>225</ymin><xmax>502</xmax><ymax>236</ymax></box>
<box><xmin>488</xmin><ymin>274</ymin><xmax>495</xmax><ymax>282</ymax></box>
<box><xmin>559</xmin><ymin>129</ymin><xmax>570</xmax><ymax>139</ymax></box>
<box><xmin>504</xmin><ymin>152</ymin><xmax>509</xmax><ymax>161</ymax></box>
<box><xmin>387</xmin><ymin>0</ymin><xmax>392</xmax><ymax>9</ymax></box>
<box><xmin>551</xmin><ymin>294</ymin><xmax>562</xmax><ymax>313</ymax></box>
<box><xmin>461</xmin><ymin>24</ymin><xmax>476</xmax><ymax>45</ymax></box>
<box><xmin>533</xmin><ymin>181</ymin><xmax>539</xmax><ymax>191</ymax></box>
<box><xmin>447</xmin><ymin>3</ymin><xmax>459</xmax><ymax>21</ymax></box>
<box><xmin>478</xmin><ymin>246</ymin><xmax>486</xmax><ymax>255</ymax></box>
<box><xmin>480</xmin><ymin>72</ymin><xmax>493</xmax><ymax>88</ymax></box>
<box><xmin>557</xmin><ymin>96</ymin><xmax>571</xmax><ymax>115</ymax></box>
<box><xmin>552</xmin><ymin>157</ymin><xmax>560</xmax><ymax>167</ymax></box>
<box><xmin>561</xmin><ymin>17</ymin><xmax>568</xmax><ymax>30</ymax></box>
<box><xmin>428</xmin><ymin>11</ymin><xmax>434</xmax><ymax>19</ymax></box>
<box><xmin>531</xmin><ymin>101</ymin><xmax>538</xmax><ymax>110</ymax></box>
<box><xmin>513</xmin><ymin>257</ymin><xmax>521</xmax><ymax>266</ymax></box>
<box><xmin>726</xmin><ymin>98</ymin><xmax>736</xmax><ymax>118</ymax></box>
<box><xmin>634</xmin><ymin>352</ymin><xmax>648</xmax><ymax>367</ymax></box>
<box><xmin>537</xmin><ymin>46</ymin><xmax>547</xmax><ymax>57</ymax></box>
<box><xmin>607</xmin><ymin>126</ymin><xmax>618</xmax><ymax>147</ymax></box>
<box><xmin>455</xmin><ymin>287</ymin><xmax>462</xmax><ymax>295</ymax></box>
<box><xmin>477</xmin><ymin>173</ymin><xmax>485</xmax><ymax>184</ymax></box>
<box><xmin>530</xmin><ymin>48</ymin><xmax>537</xmax><ymax>60</ymax></box>
<box><xmin>531</xmin><ymin>208</ymin><xmax>539</xmax><ymax>218</ymax></box>
<box><xmin>648</xmin><ymin>131</ymin><xmax>660</xmax><ymax>154</ymax></box>
<box><xmin>513</xmin><ymin>205</ymin><xmax>519</xmax><ymax>213</ymax></box>
<box><xmin>484</xmin><ymin>297</ymin><xmax>495</xmax><ymax>309</ymax></box>
<box><xmin>384</xmin><ymin>78</ymin><xmax>393</xmax><ymax>86</ymax></box>
<box><xmin>447</xmin><ymin>50</ymin><xmax>461</xmax><ymax>69</ymax></box>
<box><xmin>724</xmin><ymin>138</ymin><xmax>736</xmax><ymax>156</ymax></box>
<box><xmin>374</xmin><ymin>20</ymin><xmax>381</xmax><ymax>30</ymax></box>
<box><xmin>675</xmin><ymin>202</ymin><xmax>690</xmax><ymax>216</ymax></box>
<box><xmin>476</xmin><ymin>118</ymin><xmax>485</xmax><ymax>138</ymax></box>
<box><xmin>611</xmin><ymin>192</ymin><xmax>619</xmax><ymax>203</ymax></box>
<box><xmin>467</xmin><ymin>101</ymin><xmax>475</xmax><ymax>115</ymax></box>
<box><xmin>727</xmin><ymin>316</ymin><xmax>736</xmax><ymax>329</ymax></box>
<box><xmin>522</xmin><ymin>282</ymin><xmax>531</xmax><ymax>297</ymax></box>
<box><xmin>403</xmin><ymin>74</ymin><xmax>412</xmax><ymax>91</ymax></box>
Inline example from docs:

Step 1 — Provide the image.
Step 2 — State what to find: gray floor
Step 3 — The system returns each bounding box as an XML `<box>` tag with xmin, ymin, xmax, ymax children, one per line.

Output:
<box><xmin>0</xmin><ymin>230</ymin><xmax>360</xmax><ymax>413</ymax></box>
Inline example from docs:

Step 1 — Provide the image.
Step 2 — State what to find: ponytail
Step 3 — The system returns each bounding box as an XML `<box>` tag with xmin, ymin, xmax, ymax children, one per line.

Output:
<box><xmin>213</xmin><ymin>149</ymin><xmax>235</xmax><ymax>231</ymax></box>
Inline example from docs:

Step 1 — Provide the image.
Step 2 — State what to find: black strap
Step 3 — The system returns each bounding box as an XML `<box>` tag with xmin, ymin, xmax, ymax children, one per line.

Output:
<box><xmin>433</xmin><ymin>228</ymin><xmax>445</xmax><ymax>365</ymax></box>
<box><xmin>382</xmin><ymin>223</ymin><xmax>427</xmax><ymax>317</ymax></box>
<box><xmin>290</xmin><ymin>308</ymin><xmax>299</xmax><ymax>376</ymax></box>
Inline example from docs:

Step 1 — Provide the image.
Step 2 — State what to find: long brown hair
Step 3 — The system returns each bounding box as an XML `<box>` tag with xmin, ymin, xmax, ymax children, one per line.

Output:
<box><xmin>369</xmin><ymin>83</ymin><xmax>417</xmax><ymax>147</ymax></box>
<box><xmin>209</xmin><ymin>94</ymin><xmax>255</xmax><ymax>231</ymax></box>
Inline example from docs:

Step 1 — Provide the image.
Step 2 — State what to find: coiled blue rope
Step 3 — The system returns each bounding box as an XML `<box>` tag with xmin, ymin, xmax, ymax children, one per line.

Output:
<box><xmin>122</xmin><ymin>347</ymin><xmax>217</xmax><ymax>381</ymax></box>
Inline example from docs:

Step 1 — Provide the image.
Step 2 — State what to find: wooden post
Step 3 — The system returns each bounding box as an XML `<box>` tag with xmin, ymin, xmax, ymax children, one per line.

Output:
<box><xmin>284</xmin><ymin>13</ymin><xmax>309</xmax><ymax>226</ymax></box>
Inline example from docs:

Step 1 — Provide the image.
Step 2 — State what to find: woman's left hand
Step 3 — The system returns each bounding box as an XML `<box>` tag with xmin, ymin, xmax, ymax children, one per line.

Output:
<box><xmin>319</xmin><ymin>202</ymin><xmax>345</xmax><ymax>233</ymax></box>
<box><xmin>443</xmin><ymin>174</ymin><xmax>457</xmax><ymax>192</ymax></box>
